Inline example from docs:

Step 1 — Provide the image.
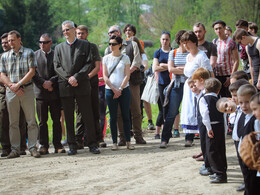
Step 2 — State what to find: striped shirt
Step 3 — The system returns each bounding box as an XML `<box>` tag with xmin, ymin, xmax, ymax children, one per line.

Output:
<box><xmin>168</xmin><ymin>50</ymin><xmax>189</xmax><ymax>84</ymax></box>
<box><xmin>214</xmin><ymin>37</ymin><xmax>237</xmax><ymax>76</ymax></box>
<box><xmin>0</xmin><ymin>46</ymin><xmax>37</xmax><ymax>83</ymax></box>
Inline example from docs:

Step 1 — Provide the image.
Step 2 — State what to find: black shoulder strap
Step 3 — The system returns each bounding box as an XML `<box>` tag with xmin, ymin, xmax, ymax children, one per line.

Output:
<box><xmin>108</xmin><ymin>55</ymin><xmax>123</xmax><ymax>78</ymax></box>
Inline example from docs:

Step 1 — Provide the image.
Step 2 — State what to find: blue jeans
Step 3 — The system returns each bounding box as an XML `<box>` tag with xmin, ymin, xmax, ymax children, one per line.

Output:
<box><xmin>161</xmin><ymin>83</ymin><xmax>184</xmax><ymax>143</ymax></box>
<box><xmin>105</xmin><ymin>87</ymin><xmax>131</xmax><ymax>143</ymax></box>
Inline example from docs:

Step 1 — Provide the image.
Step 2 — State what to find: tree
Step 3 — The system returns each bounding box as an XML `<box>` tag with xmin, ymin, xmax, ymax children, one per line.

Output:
<box><xmin>0</xmin><ymin>0</ymin><xmax>26</xmax><ymax>36</ymax></box>
<box><xmin>23</xmin><ymin>0</ymin><xmax>53</xmax><ymax>50</ymax></box>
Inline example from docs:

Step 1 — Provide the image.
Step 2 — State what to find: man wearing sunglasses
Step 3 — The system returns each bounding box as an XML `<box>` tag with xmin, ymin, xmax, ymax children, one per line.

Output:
<box><xmin>105</xmin><ymin>25</ymin><xmax>146</xmax><ymax>145</ymax></box>
<box><xmin>75</xmin><ymin>25</ymin><xmax>106</xmax><ymax>149</ymax></box>
<box><xmin>32</xmin><ymin>33</ymin><xmax>65</xmax><ymax>155</ymax></box>
<box><xmin>54</xmin><ymin>20</ymin><xmax>100</xmax><ymax>155</ymax></box>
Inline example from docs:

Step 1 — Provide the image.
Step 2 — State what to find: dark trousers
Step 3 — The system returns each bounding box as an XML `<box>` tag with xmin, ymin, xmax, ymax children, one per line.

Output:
<box><xmin>234</xmin><ymin>141</ymin><xmax>260</xmax><ymax>195</ymax></box>
<box><xmin>161</xmin><ymin>84</ymin><xmax>183</xmax><ymax>143</ymax></box>
<box><xmin>61</xmin><ymin>94</ymin><xmax>97</xmax><ymax>149</ymax></box>
<box><xmin>206</xmin><ymin>123</ymin><xmax>227</xmax><ymax>178</ymax></box>
<box><xmin>140</xmin><ymin>81</ymin><xmax>145</xmax><ymax>117</ymax></box>
<box><xmin>0</xmin><ymin>89</ymin><xmax>27</xmax><ymax>151</ymax></box>
<box><xmin>198</xmin><ymin>125</ymin><xmax>210</xmax><ymax>168</ymax></box>
<box><xmin>156</xmin><ymin>84</ymin><xmax>168</xmax><ymax>126</ymax></box>
<box><xmin>216</xmin><ymin>76</ymin><xmax>231</xmax><ymax>97</ymax></box>
<box><xmin>106</xmin><ymin>87</ymin><xmax>131</xmax><ymax>143</ymax></box>
<box><xmin>99</xmin><ymin>85</ymin><xmax>107</xmax><ymax>134</ymax></box>
<box><xmin>185</xmin><ymin>133</ymin><xmax>195</xmax><ymax>142</ymax></box>
<box><xmin>36</xmin><ymin>98</ymin><xmax>62</xmax><ymax>149</ymax></box>
<box><xmin>75</xmin><ymin>75</ymin><xmax>103</xmax><ymax>143</ymax></box>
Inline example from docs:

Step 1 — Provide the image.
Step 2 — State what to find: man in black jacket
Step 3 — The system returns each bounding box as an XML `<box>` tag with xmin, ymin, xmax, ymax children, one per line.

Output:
<box><xmin>33</xmin><ymin>33</ymin><xmax>65</xmax><ymax>155</ymax></box>
<box><xmin>54</xmin><ymin>20</ymin><xmax>100</xmax><ymax>155</ymax></box>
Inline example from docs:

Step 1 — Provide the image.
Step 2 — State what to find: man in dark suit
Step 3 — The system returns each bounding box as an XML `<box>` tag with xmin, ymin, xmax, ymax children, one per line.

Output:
<box><xmin>75</xmin><ymin>25</ymin><xmax>106</xmax><ymax>149</ymax></box>
<box><xmin>33</xmin><ymin>33</ymin><xmax>65</xmax><ymax>155</ymax></box>
<box><xmin>53</xmin><ymin>20</ymin><xmax>100</xmax><ymax>155</ymax></box>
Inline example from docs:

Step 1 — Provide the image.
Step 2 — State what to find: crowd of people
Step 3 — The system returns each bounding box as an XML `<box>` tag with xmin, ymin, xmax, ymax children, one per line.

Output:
<box><xmin>0</xmin><ymin>18</ymin><xmax>260</xmax><ymax>193</ymax></box>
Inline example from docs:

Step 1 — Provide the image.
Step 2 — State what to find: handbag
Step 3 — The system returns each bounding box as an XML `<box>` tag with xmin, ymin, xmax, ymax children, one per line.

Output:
<box><xmin>108</xmin><ymin>55</ymin><xmax>123</xmax><ymax>78</ymax></box>
<box><xmin>141</xmin><ymin>74</ymin><xmax>159</xmax><ymax>105</ymax></box>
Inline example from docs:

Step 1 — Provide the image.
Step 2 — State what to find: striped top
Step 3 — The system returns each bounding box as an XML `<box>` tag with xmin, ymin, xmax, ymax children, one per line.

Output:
<box><xmin>168</xmin><ymin>50</ymin><xmax>189</xmax><ymax>84</ymax></box>
<box><xmin>0</xmin><ymin>46</ymin><xmax>37</xmax><ymax>83</ymax></box>
<box><xmin>214</xmin><ymin>37</ymin><xmax>237</xmax><ymax>76</ymax></box>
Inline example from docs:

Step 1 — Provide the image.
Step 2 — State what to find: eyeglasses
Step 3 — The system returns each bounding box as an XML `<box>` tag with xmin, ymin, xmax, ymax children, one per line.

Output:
<box><xmin>108</xmin><ymin>30</ymin><xmax>117</xmax><ymax>35</ymax></box>
<box><xmin>109</xmin><ymin>43</ymin><xmax>119</xmax><ymax>46</ymax></box>
<box><xmin>39</xmin><ymin>40</ymin><xmax>51</xmax><ymax>44</ymax></box>
<box><xmin>62</xmin><ymin>28</ymin><xmax>72</xmax><ymax>33</ymax></box>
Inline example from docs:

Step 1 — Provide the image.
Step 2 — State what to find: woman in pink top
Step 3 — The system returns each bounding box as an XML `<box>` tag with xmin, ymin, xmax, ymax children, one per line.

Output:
<box><xmin>98</xmin><ymin>60</ymin><xmax>106</xmax><ymax>134</ymax></box>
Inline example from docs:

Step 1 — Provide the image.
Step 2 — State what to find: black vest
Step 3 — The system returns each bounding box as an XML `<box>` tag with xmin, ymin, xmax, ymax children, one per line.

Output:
<box><xmin>197</xmin><ymin>94</ymin><xmax>224</xmax><ymax>126</ymax></box>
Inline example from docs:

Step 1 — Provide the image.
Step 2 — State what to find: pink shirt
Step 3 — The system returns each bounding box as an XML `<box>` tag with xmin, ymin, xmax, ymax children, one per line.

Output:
<box><xmin>98</xmin><ymin>61</ymin><xmax>105</xmax><ymax>86</ymax></box>
<box><xmin>214</xmin><ymin>37</ymin><xmax>237</xmax><ymax>76</ymax></box>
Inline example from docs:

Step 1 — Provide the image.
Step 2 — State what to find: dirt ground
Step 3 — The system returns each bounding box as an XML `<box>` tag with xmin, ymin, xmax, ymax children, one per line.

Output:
<box><xmin>0</xmin><ymin>130</ymin><xmax>244</xmax><ymax>195</ymax></box>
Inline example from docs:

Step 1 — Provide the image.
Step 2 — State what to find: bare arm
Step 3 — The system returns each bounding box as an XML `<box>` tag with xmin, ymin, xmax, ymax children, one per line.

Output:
<box><xmin>120</xmin><ymin>63</ymin><xmax>130</xmax><ymax>89</ymax></box>
<box><xmin>246</xmin><ymin>46</ymin><xmax>254</xmax><ymax>84</ymax></box>
<box><xmin>153</xmin><ymin>58</ymin><xmax>168</xmax><ymax>72</ymax></box>
<box><xmin>231</xmin><ymin>48</ymin><xmax>239</xmax><ymax>74</ymax></box>
<box><xmin>255</xmin><ymin>41</ymin><xmax>260</xmax><ymax>88</ymax></box>
<box><xmin>210</xmin><ymin>56</ymin><xmax>217</xmax><ymax>69</ymax></box>
<box><xmin>168</xmin><ymin>60</ymin><xmax>184</xmax><ymax>75</ymax></box>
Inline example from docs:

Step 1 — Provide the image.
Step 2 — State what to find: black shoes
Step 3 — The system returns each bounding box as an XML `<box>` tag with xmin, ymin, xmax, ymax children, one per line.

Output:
<box><xmin>1</xmin><ymin>150</ymin><xmax>11</xmax><ymax>157</ymax></box>
<box><xmin>67</xmin><ymin>149</ymin><xmax>77</xmax><ymax>155</ymax></box>
<box><xmin>89</xmin><ymin>146</ymin><xmax>100</xmax><ymax>154</ymax></box>
<box><xmin>210</xmin><ymin>176</ymin><xmax>227</xmax><ymax>183</ymax></box>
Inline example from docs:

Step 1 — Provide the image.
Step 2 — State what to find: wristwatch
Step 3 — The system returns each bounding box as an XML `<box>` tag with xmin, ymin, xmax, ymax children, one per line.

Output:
<box><xmin>119</xmin><ymin>87</ymin><xmax>122</xmax><ymax>91</ymax></box>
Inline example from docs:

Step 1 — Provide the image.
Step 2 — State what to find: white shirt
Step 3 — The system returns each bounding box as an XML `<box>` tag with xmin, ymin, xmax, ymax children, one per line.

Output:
<box><xmin>199</xmin><ymin>92</ymin><xmax>220</xmax><ymax>132</ymax></box>
<box><xmin>232</xmin><ymin>106</ymin><xmax>242</xmax><ymax>141</ymax></box>
<box><xmin>238</xmin><ymin>113</ymin><xmax>253</xmax><ymax>154</ymax></box>
<box><xmin>102</xmin><ymin>54</ymin><xmax>130</xmax><ymax>89</ymax></box>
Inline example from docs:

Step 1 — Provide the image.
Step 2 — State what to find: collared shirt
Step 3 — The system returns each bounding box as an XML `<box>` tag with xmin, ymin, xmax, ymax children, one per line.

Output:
<box><xmin>41</xmin><ymin>49</ymin><xmax>52</xmax><ymax>56</ymax></box>
<box><xmin>66</xmin><ymin>38</ymin><xmax>77</xmax><ymax>45</ymax></box>
<box><xmin>232</xmin><ymin>106</ymin><xmax>242</xmax><ymax>141</ymax></box>
<box><xmin>0</xmin><ymin>46</ymin><xmax>37</xmax><ymax>83</ymax></box>
<box><xmin>199</xmin><ymin>92</ymin><xmax>219</xmax><ymax>132</ymax></box>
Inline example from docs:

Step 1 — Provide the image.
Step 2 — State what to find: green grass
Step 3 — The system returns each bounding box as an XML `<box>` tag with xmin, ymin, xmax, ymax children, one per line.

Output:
<box><xmin>44</xmin><ymin>103</ymin><xmax>160</xmax><ymax>145</ymax></box>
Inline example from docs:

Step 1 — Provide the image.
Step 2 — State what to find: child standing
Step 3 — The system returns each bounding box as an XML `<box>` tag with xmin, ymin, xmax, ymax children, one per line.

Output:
<box><xmin>191</xmin><ymin>68</ymin><xmax>211</xmax><ymax>168</ymax></box>
<box><xmin>236</xmin><ymin>84</ymin><xmax>258</xmax><ymax>194</ymax></box>
<box><xmin>198</xmin><ymin>78</ymin><xmax>227</xmax><ymax>183</ymax></box>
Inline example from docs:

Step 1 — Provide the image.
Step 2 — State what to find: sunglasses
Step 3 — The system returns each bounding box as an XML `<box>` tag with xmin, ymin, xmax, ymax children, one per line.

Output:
<box><xmin>108</xmin><ymin>30</ymin><xmax>117</xmax><ymax>35</ymax></box>
<box><xmin>109</xmin><ymin>43</ymin><xmax>119</xmax><ymax>46</ymax></box>
<box><xmin>39</xmin><ymin>41</ymin><xmax>51</xmax><ymax>44</ymax></box>
<box><xmin>161</xmin><ymin>31</ymin><xmax>171</xmax><ymax>37</ymax></box>
<box><xmin>62</xmin><ymin>28</ymin><xmax>72</xmax><ymax>33</ymax></box>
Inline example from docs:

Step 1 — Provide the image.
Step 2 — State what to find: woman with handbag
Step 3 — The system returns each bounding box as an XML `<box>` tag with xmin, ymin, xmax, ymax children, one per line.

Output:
<box><xmin>160</xmin><ymin>30</ymin><xmax>189</xmax><ymax>148</ymax></box>
<box><xmin>103</xmin><ymin>35</ymin><xmax>135</xmax><ymax>150</ymax></box>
